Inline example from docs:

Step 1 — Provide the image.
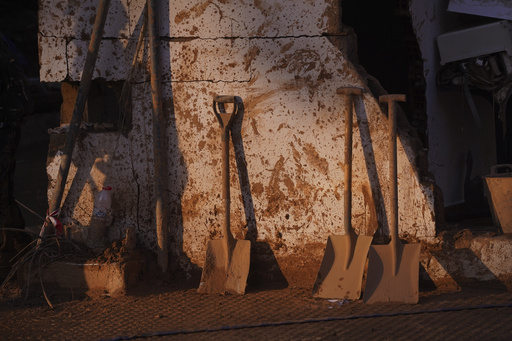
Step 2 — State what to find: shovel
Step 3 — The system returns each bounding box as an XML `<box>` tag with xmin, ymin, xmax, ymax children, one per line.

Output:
<box><xmin>363</xmin><ymin>94</ymin><xmax>421</xmax><ymax>304</ymax></box>
<box><xmin>198</xmin><ymin>95</ymin><xmax>251</xmax><ymax>294</ymax></box>
<box><xmin>312</xmin><ymin>87</ymin><xmax>373</xmax><ymax>300</ymax></box>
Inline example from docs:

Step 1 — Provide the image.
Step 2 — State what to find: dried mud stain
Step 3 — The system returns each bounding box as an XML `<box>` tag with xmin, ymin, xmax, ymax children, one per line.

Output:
<box><xmin>321</xmin><ymin>0</ymin><xmax>340</xmax><ymax>32</ymax></box>
<box><xmin>244</xmin><ymin>45</ymin><xmax>261</xmax><ymax>73</ymax></box>
<box><xmin>262</xmin><ymin>146</ymin><xmax>319</xmax><ymax>226</ymax></box>
<box><xmin>182</xmin><ymin>193</ymin><xmax>207</xmax><ymax>223</ymax></box>
<box><xmin>175</xmin><ymin>0</ymin><xmax>227</xmax><ymax>25</ymax></box>
<box><xmin>253</xmin><ymin>0</ymin><xmax>284</xmax><ymax>35</ymax></box>
<box><xmin>269</xmin><ymin>49</ymin><xmax>320</xmax><ymax>75</ymax></box>
<box><xmin>268</xmin><ymin>47</ymin><xmax>333</xmax><ymax>100</ymax></box>
<box><xmin>244</xmin><ymin>89</ymin><xmax>281</xmax><ymax>118</ymax></box>
<box><xmin>252</xmin><ymin>182</ymin><xmax>264</xmax><ymax>196</ymax></box>
<box><xmin>265</xmin><ymin>156</ymin><xmax>287</xmax><ymax>217</ymax></box>
<box><xmin>302</xmin><ymin>143</ymin><xmax>329</xmax><ymax>175</ymax></box>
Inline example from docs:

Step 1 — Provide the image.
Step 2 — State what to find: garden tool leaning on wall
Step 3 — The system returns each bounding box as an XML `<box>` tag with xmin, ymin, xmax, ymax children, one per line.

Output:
<box><xmin>363</xmin><ymin>94</ymin><xmax>421</xmax><ymax>304</ymax></box>
<box><xmin>312</xmin><ymin>87</ymin><xmax>373</xmax><ymax>300</ymax></box>
<box><xmin>41</xmin><ymin>0</ymin><xmax>170</xmax><ymax>273</ymax></box>
<box><xmin>41</xmin><ymin>0</ymin><xmax>111</xmax><ymax>246</ymax></box>
<box><xmin>147</xmin><ymin>0</ymin><xmax>169</xmax><ymax>273</ymax></box>
<box><xmin>198</xmin><ymin>96</ymin><xmax>251</xmax><ymax>294</ymax></box>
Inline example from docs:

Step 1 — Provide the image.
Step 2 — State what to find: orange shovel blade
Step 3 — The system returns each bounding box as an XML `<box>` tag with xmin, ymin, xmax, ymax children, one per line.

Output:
<box><xmin>198</xmin><ymin>239</ymin><xmax>251</xmax><ymax>294</ymax></box>
<box><xmin>312</xmin><ymin>234</ymin><xmax>373</xmax><ymax>300</ymax></box>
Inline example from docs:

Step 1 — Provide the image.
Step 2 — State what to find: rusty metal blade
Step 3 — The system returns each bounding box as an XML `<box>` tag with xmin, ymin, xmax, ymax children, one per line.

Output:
<box><xmin>312</xmin><ymin>234</ymin><xmax>372</xmax><ymax>299</ymax></box>
<box><xmin>363</xmin><ymin>243</ymin><xmax>421</xmax><ymax>304</ymax></box>
<box><xmin>198</xmin><ymin>239</ymin><xmax>251</xmax><ymax>294</ymax></box>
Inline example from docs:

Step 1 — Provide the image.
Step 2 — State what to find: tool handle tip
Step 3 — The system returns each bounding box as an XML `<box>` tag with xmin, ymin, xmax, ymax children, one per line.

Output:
<box><xmin>337</xmin><ymin>87</ymin><xmax>364</xmax><ymax>96</ymax></box>
<box><xmin>379</xmin><ymin>94</ymin><xmax>406</xmax><ymax>103</ymax></box>
<box><xmin>214</xmin><ymin>95</ymin><xmax>236</xmax><ymax>104</ymax></box>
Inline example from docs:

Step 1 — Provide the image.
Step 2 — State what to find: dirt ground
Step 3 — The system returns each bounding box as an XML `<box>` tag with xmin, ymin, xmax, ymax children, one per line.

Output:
<box><xmin>1</xmin><ymin>202</ymin><xmax>511</xmax><ymax>340</ymax></box>
<box><xmin>1</xmin><ymin>265</ymin><xmax>511</xmax><ymax>340</ymax></box>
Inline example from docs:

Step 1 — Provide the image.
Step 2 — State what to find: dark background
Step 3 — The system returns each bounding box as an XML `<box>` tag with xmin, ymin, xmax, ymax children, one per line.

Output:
<box><xmin>1</xmin><ymin>0</ymin><xmax>61</xmax><ymax>227</ymax></box>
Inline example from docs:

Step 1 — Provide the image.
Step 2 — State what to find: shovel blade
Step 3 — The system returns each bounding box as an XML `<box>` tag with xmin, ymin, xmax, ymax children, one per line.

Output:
<box><xmin>312</xmin><ymin>234</ymin><xmax>373</xmax><ymax>300</ymax></box>
<box><xmin>198</xmin><ymin>239</ymin><xmax>251</xmax><ymax>294</ymax></box>
<box><xmin>363</xmin><ymin>243</ymin><xmax>421</xmax><ymax>304</ymax></box>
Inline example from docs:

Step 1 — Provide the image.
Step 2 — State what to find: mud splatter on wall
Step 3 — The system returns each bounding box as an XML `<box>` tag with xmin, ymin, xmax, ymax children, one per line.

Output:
<box><xmin>40</xmin><ymin>0</ymin><xmax>436</xmax><ymax>266</ymax></box>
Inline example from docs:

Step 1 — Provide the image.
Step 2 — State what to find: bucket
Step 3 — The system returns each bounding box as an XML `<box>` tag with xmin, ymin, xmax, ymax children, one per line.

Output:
<box><xmin>483</xmin><ymin>164</ymin><xmax>512</xmax><ymax>234</ymax></box>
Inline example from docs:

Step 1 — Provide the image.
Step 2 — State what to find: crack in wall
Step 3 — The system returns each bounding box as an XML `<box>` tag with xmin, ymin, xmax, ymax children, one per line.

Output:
<box><xmin>40</xmin><ymin>29</ymin><xmax>344</xmax><ymax>83</ymax></box>
<box><xmin>161</xmin><ymin>33</ymin><xmax>345</xmax><ymax>41</ymax></box>
<box><xmin>39</xmin><ymin>32</ymin><xmax>343</xmax><ymax>41</ymax></box>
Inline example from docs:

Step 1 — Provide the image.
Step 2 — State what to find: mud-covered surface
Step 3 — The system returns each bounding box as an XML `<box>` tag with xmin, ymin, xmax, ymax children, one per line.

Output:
<box><xmin>39</xmin><ymin>0</ymin><xmax>439</xmax><ymax>258</ymax></box>
<box><xmin>1</xmin><ymin>270</ymin><xmax>511</xmax><ymax>340</ymax></box>
<box><xmin>2</xmin><ymin>227</ymin><xmax>512</xmax><ymax>340</ymax></box>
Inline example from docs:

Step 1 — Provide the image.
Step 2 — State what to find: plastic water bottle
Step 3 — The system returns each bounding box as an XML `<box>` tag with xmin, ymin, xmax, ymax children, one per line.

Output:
<box><xmin>89</xmin><ymin>186</ymin><xmax>112</xmax><ymax>247</ymax></box>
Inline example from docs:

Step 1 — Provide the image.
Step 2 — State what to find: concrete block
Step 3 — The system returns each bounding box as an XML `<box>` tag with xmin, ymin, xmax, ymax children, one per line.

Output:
<box><xmin>39</xmin><ymin>0</ymin><xmax>132</xmax><ymax>38</ymax></box>
<box><xmin>422</xmin><ymin>232</ymin><xmax>512</xmax><ymax>290</ymax></box>
<box><xmin>165</xmin><ymin>39</ymin><xmax>251</xmax><ymax>82</ymax></box>
<box><xmin>67</xmin><ymin>39</ymin><xmax>133</xmax><ymax>81</ymax></box>
<box><xmin>38</xmin><ymin>36</ymin><xmax>67</xmax><ymax>82</ymax></box>
<box><xmin>20</xmin><ymin>260</ymin><xmax>142</xmax><ymax>296</ymax></box>
<box><xmin>167</xmin><ymin>0</ymin><xmax>339</xmax><ymax>38</ymax></box>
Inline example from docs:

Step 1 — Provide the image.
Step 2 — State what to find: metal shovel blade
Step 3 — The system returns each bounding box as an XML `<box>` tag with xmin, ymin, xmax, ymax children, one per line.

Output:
<box><xmin>197</xmin><ymin>239</ymin><xmax>251</xmax><ymax>294</ymax></box>
<box><xmin>363</xmin><ymin>242</ymin><xmax>421</xmax><ymax>304</ymax></box>
<box><xmin>312</xmin><ymin>234</ymin><xmax>373</xmax><ymax>299</ymax></box>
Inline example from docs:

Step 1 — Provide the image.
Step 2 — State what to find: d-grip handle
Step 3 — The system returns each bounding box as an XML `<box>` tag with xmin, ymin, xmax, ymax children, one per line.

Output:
<box><xmin>212</xmin><ymin>95</ymin><xmax>241</xmax><ymax>246</ymax></box>
<box><xmin>214</xmin><ymin>95</ymin><xmax>236</xmax><ymax>104</ymax></box>
<box><xmin>490</xmin><ymin>164</ymin><xmax>512</xmax><ymax>175</ymax></box>
<box><xmin>213</xmin><ymin>95</ymin><xmax>239</xmax><ymax>130</ymax></box>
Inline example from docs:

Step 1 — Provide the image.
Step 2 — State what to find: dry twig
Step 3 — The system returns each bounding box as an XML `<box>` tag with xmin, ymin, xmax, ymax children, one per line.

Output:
<box><xmin>0</xmin><ymin>227</ymin><xmax>83</xmax><ymax>308</ymax></box>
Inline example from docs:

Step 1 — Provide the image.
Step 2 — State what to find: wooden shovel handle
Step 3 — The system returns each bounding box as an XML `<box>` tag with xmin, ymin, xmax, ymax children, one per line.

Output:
<box><xmin>337</xmin><ymin>87</ymin><xmax>363</xmax><ymax>236</ymax></box>
<box><xmin>214</xmin><ymin>95</ymin><xmax>236</xmax><ymax>103</ymax></box>
<box><xmin>337</xmin><ymin>87</ymin><xmax>363</xmax><ymax>96</ymax></box>
<box><xmin>379</xmin><ymin>94</ymin><xmax>406</xmax><ymax>245</ymax></box>
<box><xmin>213</xmin><ymin>95</ymin><xmax>242</xmax><ymax>247</ymax></box>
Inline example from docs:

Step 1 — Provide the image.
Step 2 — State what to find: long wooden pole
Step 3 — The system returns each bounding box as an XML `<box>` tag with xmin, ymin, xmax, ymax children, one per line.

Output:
<box><xmin>147</xmin><ymin>0</ymin><xmax>169</xmax><ymax>272</ymax></box>
<box><xmin>42</xmin><ymin>0</ymin><xmax>111</xmax><ymax>244</ymax></box>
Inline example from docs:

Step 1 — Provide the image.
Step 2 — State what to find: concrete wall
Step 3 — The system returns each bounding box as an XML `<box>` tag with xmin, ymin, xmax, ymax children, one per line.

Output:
<box><xmin>39</xmin><ymin>0</ymin><xmax>436</xmax><ymax>267</ymax></box>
